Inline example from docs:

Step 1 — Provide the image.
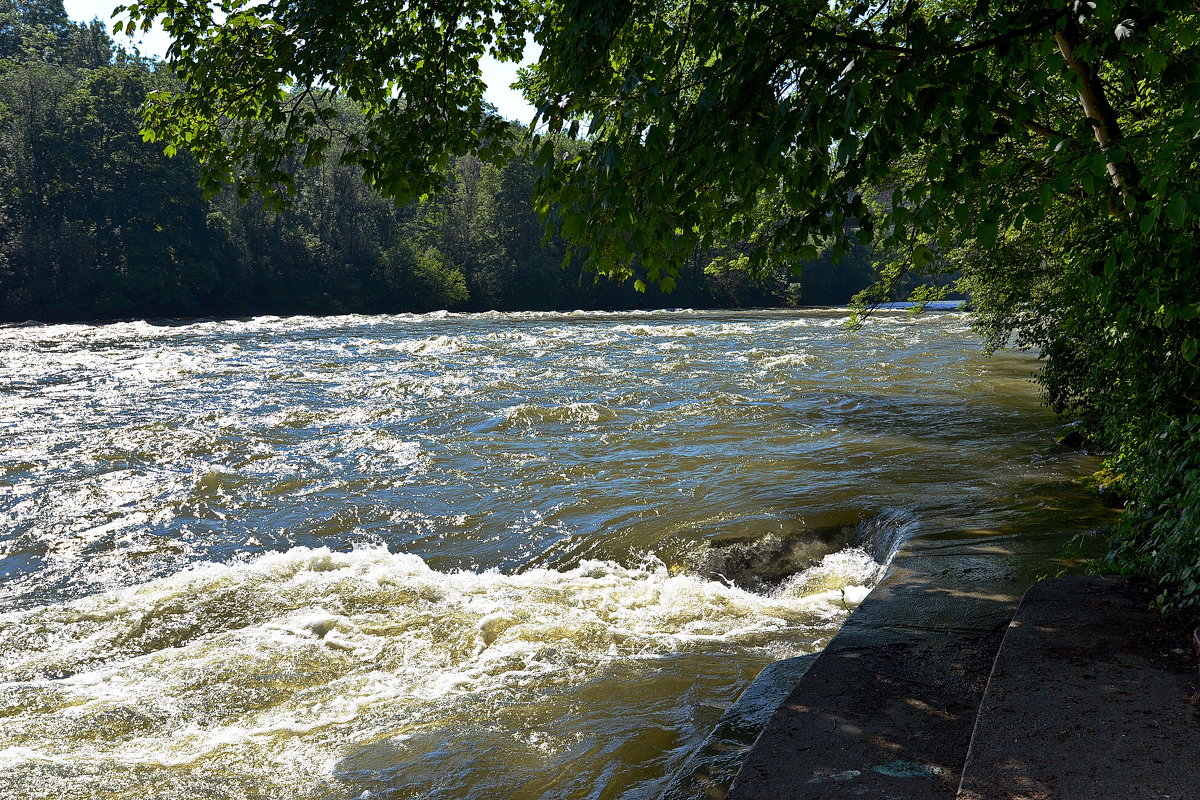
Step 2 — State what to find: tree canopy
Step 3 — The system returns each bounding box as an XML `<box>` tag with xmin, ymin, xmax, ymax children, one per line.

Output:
<box><xmin>119</xmin><ymin>0</ymin><xmax>1200</xmax><ymax>609</ymax></box>
<box><xmin>5</xmin><ymin>0</ymin><xmax>882</xmax><ymax>321</ymax></box>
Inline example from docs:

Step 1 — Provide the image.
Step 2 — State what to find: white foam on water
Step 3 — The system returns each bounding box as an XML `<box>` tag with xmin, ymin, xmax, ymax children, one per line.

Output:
<box><xmin>0</xmin><ymin>309</ymin><xmax>831</xmax><ymax>348</ymax></box>
<box><xmin>0</xmin><ymin>543</ymin><xmax>888</xmax><ymax>797</ymax></box>
<box><xmin>758</xmin><ymin>353</ymin><xmax>812</xmax><ymax>370</ymax></box>
<box><xmin>398</xmin><ymin>334</ymin><xmax>471</xmax><ymax>356</ymax></box>
<box><xmin>495</xmin><ymin>402</ymin><xmax>620</xmax><ymax>428</ymax></box>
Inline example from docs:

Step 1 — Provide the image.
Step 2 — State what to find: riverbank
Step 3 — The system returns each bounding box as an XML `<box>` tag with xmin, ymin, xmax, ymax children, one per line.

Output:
<box><xmin>729</xmin><ymin>523</ymin><xmax>1058</xmax><ymax>797</ymax></box>
<box><xmin>662</xmin><ymin>524</ymin><xmax>1199</xmax><ymax>799</ymax></box>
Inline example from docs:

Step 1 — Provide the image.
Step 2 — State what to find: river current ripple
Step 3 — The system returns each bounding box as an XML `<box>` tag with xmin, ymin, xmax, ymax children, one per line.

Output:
<box><xmin>0</xmin><ymin>309</ymin><xmax>1109</xmax><ymax>799</ymax></box>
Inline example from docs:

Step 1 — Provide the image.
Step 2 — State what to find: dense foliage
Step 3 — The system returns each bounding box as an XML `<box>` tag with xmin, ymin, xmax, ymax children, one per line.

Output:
<box><xmin>0</xmin><ymin>1</ymin><xmax>879</xmax><ymax>322</ymax></box>
<box><xmin>118</xmin><ymin>0</ymin><xmax>1200</xmax><ymax>609</ymax></box>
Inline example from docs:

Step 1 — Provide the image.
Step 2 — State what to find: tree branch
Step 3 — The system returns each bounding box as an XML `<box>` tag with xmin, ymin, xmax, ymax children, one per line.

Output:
<box><xmin>995</xmin><ymin>107</ymin><xmax>1064</xmax><ymax>139</ymax></box>
<box><xmin>807</xmin><ymin>8</ymin><xmax>1068</xmax><ymax>57</ymax></box>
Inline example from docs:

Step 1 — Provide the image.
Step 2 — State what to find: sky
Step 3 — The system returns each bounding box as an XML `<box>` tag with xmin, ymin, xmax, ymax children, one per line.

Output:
<box><xmin>62</xmin><ymin>0</ymin><xmax>540</xmax><ymax>124</ymax></box>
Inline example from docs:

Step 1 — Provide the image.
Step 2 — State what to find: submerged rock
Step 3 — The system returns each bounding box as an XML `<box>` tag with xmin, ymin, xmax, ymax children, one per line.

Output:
<box><xmin>1055</xmin><ymin>422</ymin><xmax>1089</xmax><ymax>449</ymax></box>
<box><xmin>692</xmin><ymin>526</ymin><xmax>859</xmax><ymax>592</ymax></box>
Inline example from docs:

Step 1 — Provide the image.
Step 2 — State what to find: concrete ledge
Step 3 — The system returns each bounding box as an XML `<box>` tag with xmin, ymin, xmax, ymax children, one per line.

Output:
<box><xmin>724</xmin><ymin>532</ymin><xmax>1061</xmax><ymax>800</ymax></box>
<box><xmin>957</xmin><ymin>575</ymin><xmax>1200</xmax><ymax>800</ymax></box>
<box><xmin>661</xmin><ymin>654</ymin><xmax>819</xmax><ymax>800</ymax></box>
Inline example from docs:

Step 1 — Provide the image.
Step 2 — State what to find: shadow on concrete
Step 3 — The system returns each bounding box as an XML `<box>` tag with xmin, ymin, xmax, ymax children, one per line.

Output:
<box><xmin>722</xmin><ymin>532</ymin><xmax>1077</xmax><ymax>800</ymax></box>
<box><xmin>958</xmin><ymin>576</ymin><xmax>1200</xmax><ymax>800</ymax></box>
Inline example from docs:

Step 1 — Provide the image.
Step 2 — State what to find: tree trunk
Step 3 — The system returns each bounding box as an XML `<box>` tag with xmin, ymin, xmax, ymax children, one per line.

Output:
<box><xmin>1054</xmin><ymin>13</ymin><xmax>1140</xmax><ymax>197</ymax></box>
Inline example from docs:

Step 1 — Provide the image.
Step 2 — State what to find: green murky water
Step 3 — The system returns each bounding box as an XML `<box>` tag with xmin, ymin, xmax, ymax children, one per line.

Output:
<box><xmin>0</xmin><ymin>309</ymin><xmax>1112</xmax><ymax>799</ymax></box>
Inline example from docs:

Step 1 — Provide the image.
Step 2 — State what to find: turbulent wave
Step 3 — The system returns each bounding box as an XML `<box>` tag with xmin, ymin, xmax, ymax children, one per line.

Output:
<box><xmin>0</xmin><ymin>543</ymin><xmax>888</xmax><ymax>799</ymax></box>
<box><xmin>477</xmin><ymin>402</ymin><xmax>621</xmax><ymax>431</ymax></box>
<box><xmin>0</xmin><ymin>307</ymin><xmax>973</xmax><ymax>347</ymax></box>
<box><xmin>691</xmin><ymin>511</ymin><xmax>913</xmax><ymax>593</ymax></box>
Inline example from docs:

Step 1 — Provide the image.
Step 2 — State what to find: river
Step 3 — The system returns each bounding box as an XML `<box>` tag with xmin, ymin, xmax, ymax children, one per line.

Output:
<box><xmin>0</xmin><ymin>308</ymin><xmax>1113</xmax><ymax>800</ymax></box>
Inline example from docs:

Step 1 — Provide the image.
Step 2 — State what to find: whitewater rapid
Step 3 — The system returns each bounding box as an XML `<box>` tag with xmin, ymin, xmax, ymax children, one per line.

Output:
<box><xmin>0</xmin><ymin>309</ymin><xmax>1109</xmax><ymax>799</ymax></box>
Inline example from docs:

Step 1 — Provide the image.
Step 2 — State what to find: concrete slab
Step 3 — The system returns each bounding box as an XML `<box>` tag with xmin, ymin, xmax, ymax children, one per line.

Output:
<box><xmin>724</xmin><ymin>531</ymin><xmax>1062</xmax><ymax>800</ymax></box>
<box><xmin>957</xmin><ymin>575</ymin><xmax>1200</xmax><ymax>800</ymax></box>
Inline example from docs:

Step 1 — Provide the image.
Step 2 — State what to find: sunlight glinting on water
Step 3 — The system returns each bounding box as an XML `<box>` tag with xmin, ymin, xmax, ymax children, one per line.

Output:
<box><xmin>0</xmin><ymin>309</ymin><xmax>1107</xmax><ymax>799</ymax></box>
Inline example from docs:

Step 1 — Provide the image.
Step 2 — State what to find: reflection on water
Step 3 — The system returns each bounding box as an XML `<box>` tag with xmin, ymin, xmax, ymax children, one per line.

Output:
<box><xmin>0</xmin><ymin>309</ymin><xmax>1111</xmax><ymax>799</ymax></box>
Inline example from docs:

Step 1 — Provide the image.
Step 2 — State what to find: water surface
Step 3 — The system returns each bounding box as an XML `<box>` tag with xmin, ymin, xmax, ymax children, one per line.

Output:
<box><xmin>0</xmin><ymin>309</ymin><xmax>1111</xmax><ymax>799</ymax></box>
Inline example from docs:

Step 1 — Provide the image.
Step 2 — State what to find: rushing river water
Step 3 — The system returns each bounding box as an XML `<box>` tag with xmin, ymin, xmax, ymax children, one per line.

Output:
<box><xmin>0</xmin><ymin>308</ymin><xmax>1113</xmax><ymax>800</ymax></box>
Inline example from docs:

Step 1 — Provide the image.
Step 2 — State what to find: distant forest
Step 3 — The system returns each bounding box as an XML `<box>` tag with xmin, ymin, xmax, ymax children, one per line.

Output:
<box><xmin>0</xmin><ymin>1</ymin><xmax>879</xmax><ymax>323</ymax></box>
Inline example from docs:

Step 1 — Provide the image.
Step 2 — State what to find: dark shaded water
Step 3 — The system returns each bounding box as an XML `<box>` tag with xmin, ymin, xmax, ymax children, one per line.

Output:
<box><xmin>0</xmin><ymin>309</ymin><xmax>1112</xmax><ymax>799</ymax></box>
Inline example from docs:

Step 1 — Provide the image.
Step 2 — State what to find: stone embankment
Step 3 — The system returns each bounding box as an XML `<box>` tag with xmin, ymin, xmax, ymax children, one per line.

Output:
<box><xmin>663</xmin><ymin>531</ymin><xmax>1200</xmax><ymax>800</ymax></box>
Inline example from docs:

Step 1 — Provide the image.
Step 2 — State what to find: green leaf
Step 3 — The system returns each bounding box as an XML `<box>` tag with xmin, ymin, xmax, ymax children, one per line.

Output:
<box><xmin>1166</xmin><ymin>196</ymin><xmax>1187</xmax><ymax>226</ymax></box>
<box><xmin>976</xmin><ymin>221</ymin><xmax>998</xmax><ymax>248</ymax></box>
<box><xmin>912</xmin><ymin>243</ymin><xmax>933</xmax><ymax>269</ymax></box>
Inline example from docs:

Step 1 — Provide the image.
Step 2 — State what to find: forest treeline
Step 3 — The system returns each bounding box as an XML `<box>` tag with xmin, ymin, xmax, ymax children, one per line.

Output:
<box><xmin>0</xmin><ymin>2</ymin><xmax>878</xmax><ymax>323</ymax></box>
